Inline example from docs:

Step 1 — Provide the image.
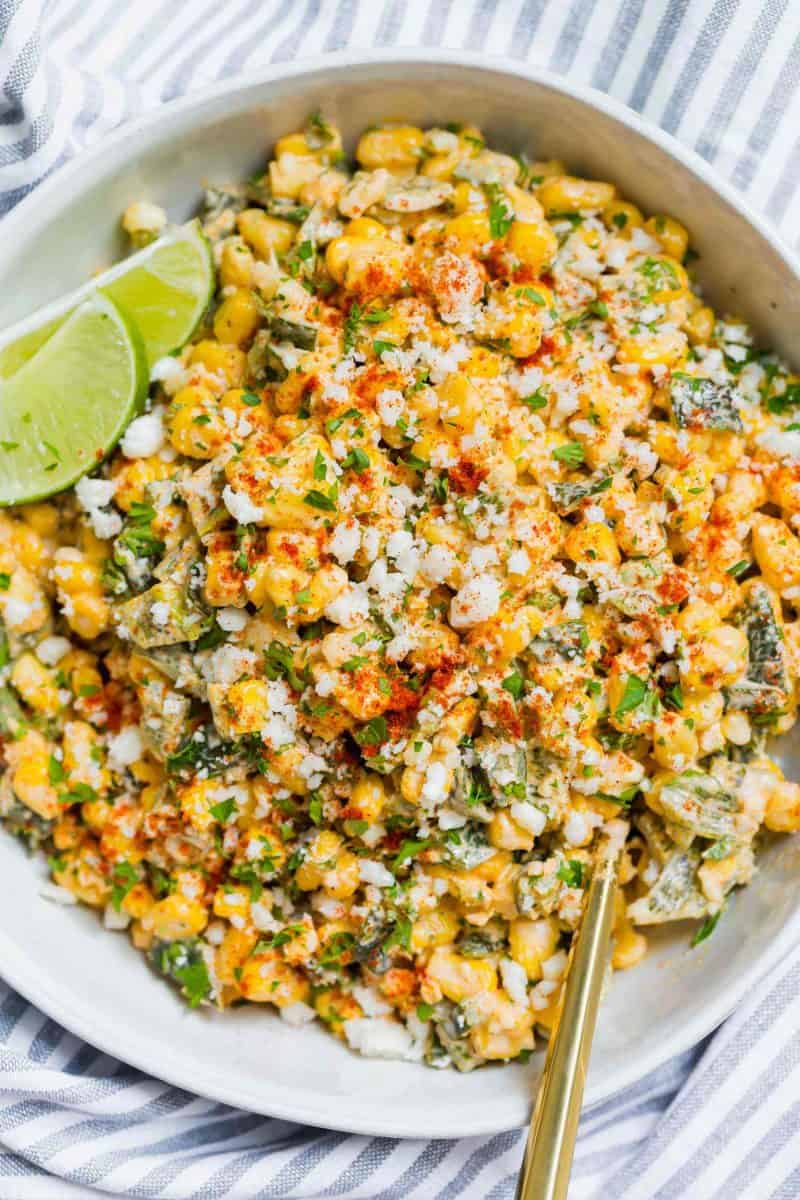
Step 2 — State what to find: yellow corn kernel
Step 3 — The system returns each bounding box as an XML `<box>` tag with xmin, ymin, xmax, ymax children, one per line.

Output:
<box><xmin>269</xmin><ymin>154</ymin><xmax>323</xmax><ymax>200</ymax></box>
<box><xmin>711</xmin><ymin>470</ymin><xmax>767</xmax><ymax>523</ymax></box>
<box><xmin>143</xmin><ymin>894</ymin><xmax>208</xmax><ymax>940</ymax></box>
<box><xmin>508</xmin><ymin>917</ymin><xmax>559</xmax><ymax>980</ymax></box>
<box><xmin>325</xmin><ymin>235</ymin><xmax>408</xmax><ymax>294</ymax></box>
<box><xmin>314</xmin><ymin>987</ymin><xmax>363</xmax><ymax>1035</ymax></box>
<box><xmin>63</xmin><ymin>720</ymin><xmax>109</xmax><ymax>793</ymax></box>
<box><xmin>168</xmin><ymin>400</ymin><xmax>228</xmax><ymax>460</ymax></box>
<box><xmin>645</xmin><ymin>215</ymin><xmax>689</xmax><ymax>261</ymax></box>
<box><xmin>189</xmin><ymin>340</ymin><xmax>246</xmax><ymax>386</ymax></box>
<box><xmin>617</xmin><ymin>329</ymin><xmax>687</xmax><ymax>367</ymax></box>
<box><xmin>488</xmin><ymin>809</ymin><xmax>535</xmax><ymax>851</ymax></box>
<box><xmin>121</xmin><ymin>201</ymin><xmax>166</xmax><ymax>245</ymax></box>
<box><xmin>676</xmin><ymin>599</ymin><xmax>722</xmax><ymax>639</ymax></box>
<box><xmin>322</xmin><ymin>850</ymin><xmax>360</xmax><ymax>900</ymax></box>
<box><xmin>212</xmin><ymin>884</ymin><xmax>252</xmax><ymax>922</ymax></box>
<box><xmin>538</xmin><ymin>175</ymin><xmax>616</xmax><ymax>215</ymax></box>
<box><xmin>11</xmin><ymin>652</ymin><xmax>60</xmax><ymax>715</ymax></box>
<box><xmin>470</xmin><ymin>1016</ymin><xmax>534</xmax><ymax>1061</ymax></box>
<box><xmin>507</xmin><ymin>186</ymin><xmax>544</xmax><ymax>223</ymax></box>
<box><xmin>219</xmin><ymin>236</ymin><xmax>255</xmax><ymax>287</ymax></box>
<box><xmin>751</xmin><ymin>514</ymin><xmax>800</xmax><ymax>591</ymax></box>
<box><xmin>237</xmin><ymin>208</ymin><xmax>296</xmax><ymax>258</ymax></box>
<box><xmin>54</xmin><ymin>850</ymin><xmax>111</xmax><ymax>908</ymax></box>
<box><xmin>4</xmin><ymin>730</ymin><xmax>60</xmax><ymax>819</ymax></box>
<box><xmin>130</xmin><ymin>921</ymin><xmax>153</xmax><ymax>951</ymax></box>
<box><xmin>215</xmin><ymin>926</ymin><xmax>258</xmax><ymax>986</ymax></box>
<box><xmin>651</xmin><ymin>712</ymin><xmax>700</xmax><ymax>771</ymax></box>
<box><xmin>239</xmin><ymin>952</ymin><xmax>310</xmax><ymax>1006</ymax></box>
<box><xmin>682</xmin><ymin>304</ymin><xmax>714</xmax><ymax>345</ymax></box>
<box><xmin>443</xmin><ymin>212</ymin><xmax>492</xmax><ymax>253</ymax></box>
<box><xmin>112</xmin><ymin>455</ymin><xmax>173</xmax><ymax>510</ymax></box>
<box><xmin>345</xmin><ymin>216</ymin><xmax>386</xmax><ymax>239</ymax></box>
<box><xmin>764</xmin><ymin>780</ymin><xmax>800</xmax><ymax>831</ymax></box>
<box><xmin>20</xmin><ymin>502</ymin><xmax>59</xmax><ymax>539</ymax></box>
<box><xmin>506</xmin><ymin>219</ymin><xmax>558</xmax><ymax>272</ymax></box>
<box><xmin>449</xmin><ymin>180</ymin><xmax>486</xmax><ymax>213</ymax></box>
<box><xmin>564</xmin><ymin>521</ymin><xmax>620</xmax><ymax>566</ymax></box>
<box><xmin>295</xmin><ymin>830</ymin><xmax>343</xmax><ymax>891</ymax></box>
<box><xmin>612</xmin><ymin>922</ymin><xmax>648</xmax><ymax>969</ymax></box>
<box><xmin>356</xmin><ymin>125</ymin><xmax>424</xmax><ymax>169</ymax></box>
<box><xmin>410</xmin><ymin>900</ymin><xmax>460</xmax><ymax>953</ymax></box>
<box><xmin>602</xmin><ymin>200</ymin><xmax>643</xmax><ymax>236</ymax></box>
<box><xmin>274</xmin><ymin>132</ymin><xmax>312</xmax><ymax>157</ymax></box>
<box><xmin>349</xmin><ymin>775</ymin><xmax>386</xmax><ymax>824</ymax></box>
<box><xmin>213</xmin><ymin>289</ymin><xmax>260</xmax><ymax>346</ymax></box>
<box><xmin>0</xmin><ymin>568</ymin><xmax>48</xmax><ymax>635</ymax></box>
<box><xmin>425</xmin><ymin>947</ymin><xmax>497</xmax><ymax>1003</ymax></box>
<box><xmin>225</xmin><ymin>678</ymin><xmax>271</xmax><ymax>735</ymax></box>
<box><xmin>438</xmin><ymin>374</ymin><xmax>483</xmax><ymax>432</ymax></box>
<box><xmin>680</xmin><ymin>623</ymin><xmax>748</xmax><ymax>689</ymax></box>
<box><xmin>420</xmin><ymin>150</ymin><xmax>461</xmax><ymax>180</ymax></box>
<box><xmin>179</xmin><ymin>779</ymin><xmax>219</xmax><ymax>832</ymax></box>
<box><xmin>505</xmin><ymin>305</ymin><xmax>543</xmax><ymax>358</ymax></box>
<box><xmin>121</xmin><ymin>882</ymin><xmax>155</xmax><ymax>920</ymax></box>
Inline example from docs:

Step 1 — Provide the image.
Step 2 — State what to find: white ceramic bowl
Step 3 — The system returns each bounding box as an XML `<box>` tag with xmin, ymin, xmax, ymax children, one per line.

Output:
<box><xmin>1</xmin><ymin>50</ymin><xmax>800</xmax><ymax>1139</ymax></box>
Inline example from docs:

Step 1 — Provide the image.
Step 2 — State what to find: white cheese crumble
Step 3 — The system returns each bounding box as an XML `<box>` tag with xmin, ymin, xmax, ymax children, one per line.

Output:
<box><xmin>343</xmin><ymin>1018</ymin><xmax>415</xmax><ymax>1060</ymax></box>
<box><xmin>329</xmin><ymin>519</ymin><xmax>361</xmax><ymax>565</ymax></box>
<box><xmin>756</xmin><ymin>429</ymin><xmax>800</xmax><ymax>461</ymax></box>
<box><xmin>74</xmin><ymin>474</ymin><xmax>122</xmax><ymax>540</ymax></box>
<box><xmin>222</xmin><ymin>484</ymin><xmax>264</xmax><ymax>525</ymax></box>
<box><xmin>510</xmin><ymin>802</ymin><xmax>547</xmax><ymax>837</ymax></box>
<box><xmin>499</xmin><ymin>957</ymin><xmax>529</xmax><ymax>1005</ymax></box>
<box><xmin>107</xmin><ymin>726</ymin><xmax>143</xmax><ymax>770</ymax></box>
<box><xmin>357</xmin><ymin>859</ymin><xmax>395</xmax><ymax>888</ymax></box>
<box><xmin>120</xmin><ymin>409</ymin><xmax>165</xmax><ymax>458</ymax></box>
<box><xmin>216</xmin><ymin>607</ymin><xmax>248</xmax><ymax>633</ymax></box>
<box><xmin>450</xmin><ymin>574</ymin><xmax>501</xmax><ymax>628</ymax></box>
<box><xmin>150</xmin><ymin>601</ymin><xmax>170</xmax><ymax>627</ymax></box>
<box><xmin>35</xmin><ymin>635</ymin><xmax>72</xmax><ymax>666</ymax></box>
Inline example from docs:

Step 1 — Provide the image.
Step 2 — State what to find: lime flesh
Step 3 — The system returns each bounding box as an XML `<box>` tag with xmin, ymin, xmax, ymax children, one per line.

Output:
<box><xmin>0</xmin><ymin>221</ymin><xmax>213</xmax><ymax>379</ymax></box>
<box><xmin>0</xmin><ymin>293</ymin><xmax>148</xmax><ymax>505</ymax></box>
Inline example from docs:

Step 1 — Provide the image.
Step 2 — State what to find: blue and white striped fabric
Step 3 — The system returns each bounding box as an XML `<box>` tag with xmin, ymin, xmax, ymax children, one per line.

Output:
<box><xmin>2</xmin><ymin>2</ymin><xmax>800</xmax><ymax>1196</ymax></box>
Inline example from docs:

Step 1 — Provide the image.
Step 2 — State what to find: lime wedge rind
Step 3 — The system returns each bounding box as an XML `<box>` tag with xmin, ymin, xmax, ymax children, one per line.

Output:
<box><xmin>0</xmin><ymin>220</ymin><xmax>213</xmax><ymax>379</ymax></box>
<box><xmin>0</xmin><ymin>293</ymin><xmax>148</xmax><ymax>507</ymax></box>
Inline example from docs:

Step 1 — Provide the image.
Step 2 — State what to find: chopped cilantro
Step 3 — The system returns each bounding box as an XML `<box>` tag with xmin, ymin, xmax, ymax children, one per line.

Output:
<box><xmin>690</xmin><ymin>910</ymin><xmax>722</xmax><ymax>948</ymax></box>
<box><xmin>502</xmin><ymin>670</ymin><xmax>524</xmax><ymax>699</ymax></box>
<box><xmin>557</xmin><ymin>859</ymin><xmax>584</xmax><ymax>888</ymax></box>
<box><xmin>552</xmin><ymin>442</ymin><xmax>585</xmax><ymax>468</ymax></box>
<box><xmin>210</xmin><ymin>797</ymin><xmax>237</xmax><ymax>823</ymax></box>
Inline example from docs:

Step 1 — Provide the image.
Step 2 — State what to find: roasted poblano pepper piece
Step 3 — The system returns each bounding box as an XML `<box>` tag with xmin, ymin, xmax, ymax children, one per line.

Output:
<box><xmin>475</xmin><ymin>737</ymin><xmax>528</xmax><ymax>806</ymax></box>
<box><xmin>439</xmin><ymin>822</ymin><xmax>495</xmax><ymax>870</ymax></box>
<box><xmin>0</xmin><ymin>683</ymin><xmax>24</xmax><ymax>737</ymax></box>
<box><xmin>247</xmin><ymin>330</ymin><xmax>300</xmax><ymax>383</ymax></box>
<box><xmin>670</xmin><ymin>374</ymin><xmax>743</xmax><ymax>433</ymax></box>
<box><xmin>626</xmin><ymin>848</ymin><xmax>708</xmax><ymax>925</ymax></box>
<box><xmin>529</xmin><ymin>620</ymin><xmax>588</xmax><ymax>663</ymax></box>
<box><xmin>727</xmin><ymin>582</ymin><xmax>789</xmax><ymax>714</ymax></box>
<box><xmin>649</xmin><ymin>770</ymin><xmax>738</xmax><ymax>840</ymax></box>
<box><xmin>546</xmin><ymin>472</ymin><xmax>613</xmax><ymax>514</ymax></box>
<box><xmin>117</xmin><ymin>581</ymin><xmax>211</xmax><ymax>648</ymax></box>
<box><xmin>269</xmin><ymin>316</ymin><xmax>318</xmax><ymax>350</ymax></box>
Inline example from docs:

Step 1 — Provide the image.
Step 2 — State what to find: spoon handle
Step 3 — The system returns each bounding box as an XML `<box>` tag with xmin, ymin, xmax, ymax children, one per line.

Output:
<box><xmin>515</xmin><ymin>850</ymin><xmax>620</xmax><ymax>1200</ymax></box>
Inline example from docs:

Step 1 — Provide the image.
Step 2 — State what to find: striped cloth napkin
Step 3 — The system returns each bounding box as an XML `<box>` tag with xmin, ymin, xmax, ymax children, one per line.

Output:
<box><xmin>2</xmin><ymin>1</ymin><xmax>800</xmax><ymax>1196</ymax></box>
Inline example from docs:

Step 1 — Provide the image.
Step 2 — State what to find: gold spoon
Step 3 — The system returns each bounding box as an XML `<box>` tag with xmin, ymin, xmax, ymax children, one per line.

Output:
<box><xmin>516</xmin><ymin>844</ymin><xmax>621</xmax><ymax>1200</ymax></box>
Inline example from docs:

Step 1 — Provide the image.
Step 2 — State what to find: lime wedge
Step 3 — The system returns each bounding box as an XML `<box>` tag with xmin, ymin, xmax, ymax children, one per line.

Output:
<box><xmin>0</xmin><ymin>221</ymin><xmax>212</xmax><ymax>379</ymax></box>
<box><xmin>0</xmin><ymin>293</ymin><xmax>148</xmax><ymax>505</ymax></box>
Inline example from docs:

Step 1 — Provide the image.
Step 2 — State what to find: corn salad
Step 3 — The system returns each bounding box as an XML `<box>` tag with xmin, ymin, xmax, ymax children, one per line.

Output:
<box><xmin>2</xmin><ymin>113</ymin><xmax>800</xmax><ymax>1070</ymax></box>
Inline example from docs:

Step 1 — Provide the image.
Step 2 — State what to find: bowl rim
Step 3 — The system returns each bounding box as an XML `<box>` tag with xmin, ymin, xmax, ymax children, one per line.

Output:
<box><xmin>1</xmin><ymin>46</ymin><xmax>799</xmax><ymax>1138</ymax></box>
